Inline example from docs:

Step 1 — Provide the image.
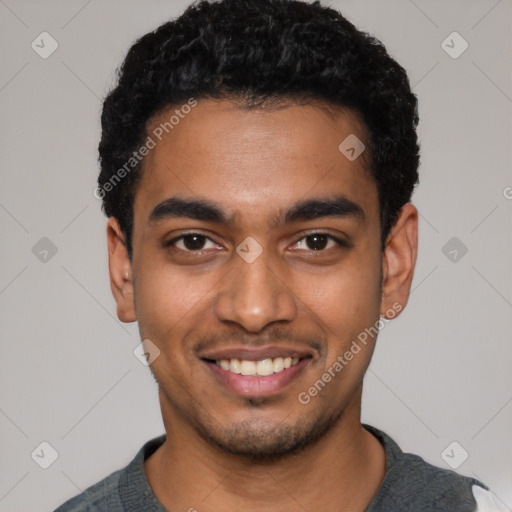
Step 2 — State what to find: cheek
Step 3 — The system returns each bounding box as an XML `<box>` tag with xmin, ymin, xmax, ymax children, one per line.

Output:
<box><xmin>302</xmin><ymin>253</ymin><xmax>381</xmax><ymax>324</ymax></box>
<box><xmin>133</xmin><ymin>257</ymin><xmax>216</xmax><ymax>341</ymax></box>
<box><xmin>299</xmin><ymin>251</ymin><xmax>382</xmax><ymax>362</ymax></box>
<box><xmin>302</xmin><ymin>266</ymin><xmax>382</xmax><ymax>406</ymax></box>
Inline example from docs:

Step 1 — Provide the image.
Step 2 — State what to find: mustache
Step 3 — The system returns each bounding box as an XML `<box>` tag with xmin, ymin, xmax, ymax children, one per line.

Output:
<box><xmin>191</xmin><ymin>325</ymin><xmax>326</xmax><ymax>357</ymax></box>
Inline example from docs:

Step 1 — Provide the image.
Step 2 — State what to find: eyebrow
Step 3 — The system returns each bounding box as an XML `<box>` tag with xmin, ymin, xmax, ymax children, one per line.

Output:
<box><xmin>280</xmin><ymin>196</ymin><xmax>365</xmax><ymax>224</ymax></box>
<box><xmin>149</xmin><ymin>197</ymin><xmax>227</xmax><ymax>224</ymax></box>
<box><xmin>148</xmin><ymin>195</ymin><xmax>364</xmax><ymax>226</ymax></box>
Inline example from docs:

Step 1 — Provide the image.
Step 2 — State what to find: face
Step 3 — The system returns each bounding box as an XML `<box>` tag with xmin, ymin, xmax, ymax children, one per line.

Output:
<box><xmin>108</xmin><ymin>99</ymin><xmax>417</xmax><ymax>458</ymax></box>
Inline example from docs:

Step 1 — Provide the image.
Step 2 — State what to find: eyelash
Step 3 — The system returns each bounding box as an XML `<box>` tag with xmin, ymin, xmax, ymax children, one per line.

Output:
<box><xmin>165</xmin><ymin>233</ymin><xmax>221</xmax><ymax>253</ymax></box>
<box><xmin>292</xmin><ymin>234</ymin><xmax>348</xmax><ymax>251</ymax></box>
<box><xmin>164</xmin><ymin>232</ymin><xmax>348</xmax><ymax>253</ymax></box>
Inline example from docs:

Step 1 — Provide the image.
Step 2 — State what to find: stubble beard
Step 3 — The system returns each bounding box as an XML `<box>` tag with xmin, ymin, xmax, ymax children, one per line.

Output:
<box><xmin>163</xmin><ymin>388</ymin><xmax>347</xmax><ymax>462</ymax></box>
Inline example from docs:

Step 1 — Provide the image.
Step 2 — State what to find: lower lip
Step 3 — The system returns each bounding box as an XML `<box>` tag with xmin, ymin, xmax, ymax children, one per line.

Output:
<box><xmin>205</xmin><ymin>359</ymin><xmax>310</xmax><ymax>398</ymax></box>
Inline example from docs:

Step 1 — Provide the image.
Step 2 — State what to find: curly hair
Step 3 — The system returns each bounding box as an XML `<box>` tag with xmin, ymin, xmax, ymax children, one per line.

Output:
<box><xmin>98</xmin><ymin>0</ymin><xmax>420</xmax><ymax>257</ymax></box>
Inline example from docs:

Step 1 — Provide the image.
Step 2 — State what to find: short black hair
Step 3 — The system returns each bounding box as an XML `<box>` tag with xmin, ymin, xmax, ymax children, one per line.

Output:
<box><xmin>98</xmin><ymin>0</ymin><xmax>420</xmax><ymax>257</ymax></box>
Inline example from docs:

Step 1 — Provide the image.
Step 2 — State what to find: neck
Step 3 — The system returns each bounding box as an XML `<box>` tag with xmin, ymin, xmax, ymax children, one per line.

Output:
<box><xmin>145</xmin><ymin>384</ymin><xmax>385</xmax><ymax>512</ymax></box>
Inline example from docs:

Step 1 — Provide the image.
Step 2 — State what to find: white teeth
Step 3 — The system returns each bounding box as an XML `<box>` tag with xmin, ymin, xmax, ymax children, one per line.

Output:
<box><xmin>229</xmin><ymin>359</ymin><xmax>241</xmax><ymax>374</ymax></box>
<box><xmin>273</xmin><ymin>357</ymin><xmax>284</xmax><ymax>372</ymax></box>
<box><xmin>216</xmin><ymin>356</ymin><xmax>301</xmax><ymax>376</ymax></box>
<box><xmin>240</xmin><ymin>360</ymin><xmax>256</xmax><ymax>375</ymax></box>
<box><xmin>256</xmin><ymin>359</ymin><xmax>274</xmax><ymax>376</ymax></box>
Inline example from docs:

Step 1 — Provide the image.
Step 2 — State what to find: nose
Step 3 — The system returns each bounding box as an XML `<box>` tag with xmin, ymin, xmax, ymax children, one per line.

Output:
<box><xmin>214</xmin><ymin>250</ymin><xmax>297</xmax><ymax>333</ymax></box>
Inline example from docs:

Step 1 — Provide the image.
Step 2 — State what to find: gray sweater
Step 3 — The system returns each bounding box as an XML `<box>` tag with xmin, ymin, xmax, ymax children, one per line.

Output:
<box><xmin>53</xmin><ymin>424</ymin><xmax>504</xmax><ymax>512</ymax></box>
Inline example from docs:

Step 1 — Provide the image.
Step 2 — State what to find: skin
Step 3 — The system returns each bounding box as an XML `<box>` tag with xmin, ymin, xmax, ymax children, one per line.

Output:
<box><xmin>107</xmin><ymin>98</ymin><xmax>418</xmax><ymax>511</ymax></box>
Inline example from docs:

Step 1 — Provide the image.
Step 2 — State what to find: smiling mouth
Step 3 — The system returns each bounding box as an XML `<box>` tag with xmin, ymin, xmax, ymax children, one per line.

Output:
<box><xmin>201</xmin><ymin>351</ymin><xmax>314</xmax><ymax>397</ymax></box>
<box><xmin>206</xmin><ymin>357</ymin><xmax>305</xmax><ymax>376</ymax></box>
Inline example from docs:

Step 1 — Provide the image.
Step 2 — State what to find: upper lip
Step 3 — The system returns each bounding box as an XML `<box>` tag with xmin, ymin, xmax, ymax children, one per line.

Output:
<box><xmin>200</xmin><ymin>345</ymin><xmax>315</xmax><ymax>362</ymax></box>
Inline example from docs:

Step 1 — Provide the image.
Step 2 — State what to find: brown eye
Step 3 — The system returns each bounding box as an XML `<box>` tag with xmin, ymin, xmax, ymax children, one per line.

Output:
<box><xmin>289</xmin><ymin>233</ymin><xmax>347</xmax><ymax>252</ymax></box>
<box><xmin>166</xmin><ymin>234</ymin><xmax>220</xmax><ymax>252</ymax></box>
<box><xmin>182</xmin><ymin>234</ymin><xmax>207</xmax><ymax>250</ymax></box>
<box><xmin>305</xmin><ymin>234</ymin><xmax>329</xmax><ymax>251</ymax></box>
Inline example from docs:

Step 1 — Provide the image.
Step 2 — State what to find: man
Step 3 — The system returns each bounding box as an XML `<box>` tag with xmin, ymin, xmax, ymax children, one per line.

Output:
<box><xmin>55</xmin><ymin>0</ymin><xmax>505</xmax><ymax>510</ymax></box>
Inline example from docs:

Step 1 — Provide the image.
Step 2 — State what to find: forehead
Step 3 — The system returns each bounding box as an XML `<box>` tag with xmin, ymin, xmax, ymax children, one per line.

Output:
<box><xmin>134</xmin><ymin>99</ymin><xmax>378</xmax><ymax>224</ymax></box>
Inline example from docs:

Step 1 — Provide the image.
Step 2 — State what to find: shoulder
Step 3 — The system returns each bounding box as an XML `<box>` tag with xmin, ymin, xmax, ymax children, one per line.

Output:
<box><xmin>372</xmin><ymin>451</ymin><xmax>503</xmax><ymax>511</ymax></box>
<box><xmin>383</xmin><ymin>450</ymin><xmax>489</xmax><ymax>510</ymax></box>
<box><xmin>52</xmin><ymin>434</ymin><xmax>166</xmax><ymax>512</ymax></box>
<box><xmin>396</xmin><ymin>457</ymin><xmax>508</xmax><ymax>512</ymax></box>
<box><xmin>53</xmin><ymin>468</ymin><xmax>123</xmax><ymax>512</ymax></box>
<box><xmin>363</xmin><ymin>424</ymin><xmax>504</xmax><ymax>512</ymax></box>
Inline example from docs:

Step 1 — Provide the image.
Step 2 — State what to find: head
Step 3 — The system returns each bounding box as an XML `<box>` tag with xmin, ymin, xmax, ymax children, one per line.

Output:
<box><xmin>101</xmin><ymin>0</ymin><xmax>419</xmax><ymax>459</ymax></box>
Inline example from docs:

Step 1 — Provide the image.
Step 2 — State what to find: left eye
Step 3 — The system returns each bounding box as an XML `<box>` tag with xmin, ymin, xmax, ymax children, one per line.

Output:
<box><xmin>169</xmin><ymin>234</ymin><xmax>219</xmax><ymax>251</ymax></box>
<box><xmin>292</xmin><ymin>234</ymin><xmax>341</xmax><ymax>251</ymax></box>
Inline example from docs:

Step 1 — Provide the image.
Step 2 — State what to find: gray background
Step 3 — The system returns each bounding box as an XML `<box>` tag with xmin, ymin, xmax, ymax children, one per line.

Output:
<box><xmin>0</xmin><ymin>0</ymin><xmax>511</xmax><ymax>510</ymax></box>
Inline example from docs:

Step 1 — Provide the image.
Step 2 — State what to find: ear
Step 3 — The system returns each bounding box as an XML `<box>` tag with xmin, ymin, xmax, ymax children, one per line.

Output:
<box><xmin>380</xmin><ymin>203</ymin><xmax>418</xmax><ymax>318</ymax></box>
<box><xmin>107</xmin><ymin>218</ymin><xmax>136</xmax><ymax>323</ymax></box>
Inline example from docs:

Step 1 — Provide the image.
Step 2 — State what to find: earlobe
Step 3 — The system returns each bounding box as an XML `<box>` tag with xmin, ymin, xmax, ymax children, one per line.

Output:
<box><xmin>107</xmin><ymin>218</ymin><xmax>137</xmax><ymax>323</ymax></box>
<box><xmin>380</xmin><ymin>203</ymin><xmax>418</xmax><ymax>318</ymax></box>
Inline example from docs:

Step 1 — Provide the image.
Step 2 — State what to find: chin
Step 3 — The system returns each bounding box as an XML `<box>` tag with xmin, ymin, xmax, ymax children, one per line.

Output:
<box><xmin>193</xmin><ymin>409</ymin><xmax>343</xmax><ymax>461</ymax></box>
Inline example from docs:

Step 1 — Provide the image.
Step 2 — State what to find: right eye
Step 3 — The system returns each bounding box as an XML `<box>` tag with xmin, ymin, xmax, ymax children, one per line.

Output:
<box><xmin>165</xmin><ymin>233</ymin><xmax>222</xmax><ymax>253</ymax></box>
